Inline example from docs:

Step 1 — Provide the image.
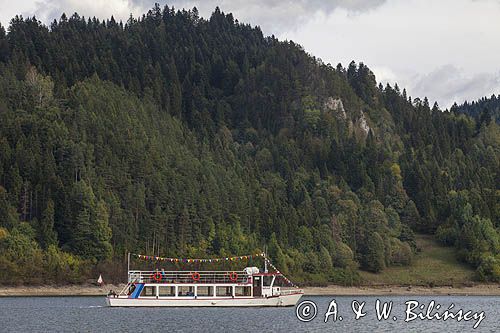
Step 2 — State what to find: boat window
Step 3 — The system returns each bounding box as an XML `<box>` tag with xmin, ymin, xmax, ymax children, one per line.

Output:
<box><xmin>235</xmin><ymin>286</ymin><xmax>251</xmax><ymax>296</ymax></box>
<box><xmin>140</xmin><ymin>286</ymin><xmax>156</xmax><ymax>297</ymax></box>
<box><xmin>253</xmin><ymin>276</ymin><xmax>261</xmax><ymax>287</ymax></box>
<box><xmin>196</xmin><ymin>286</ymin><xmax>214</xmax><ymax>297</ymax></box>
<box><xmin>177</xmin><ymin>286</ymin><xmax>194</xmax><ymax>297</ymax></box>
<box><xmin>216</xmin><ymin>286</ymin><xmax>233</xmax><ymax>297</ymax></box>
<box><xmin>263</xmin><ymin>276</ymin><xmax>273</xmax><ymax>286</ymax></box>
<box><xmin>158</xmin><ymin>286</ymin><xmax>175</xmax><ymax>297</ymax></box>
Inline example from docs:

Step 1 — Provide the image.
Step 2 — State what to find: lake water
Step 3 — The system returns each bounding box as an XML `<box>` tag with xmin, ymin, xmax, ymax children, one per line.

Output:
<box><xmin>0</xmin><ymin>295</ymin><xmax>498</xmax><ymax>332</ymax></box>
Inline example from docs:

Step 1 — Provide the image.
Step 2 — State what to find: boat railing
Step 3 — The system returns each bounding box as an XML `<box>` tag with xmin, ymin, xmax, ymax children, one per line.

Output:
<box><xmin>128</xmin><ymin>270</ymin><xmax>250</xmax><ymax>284</ymax></box>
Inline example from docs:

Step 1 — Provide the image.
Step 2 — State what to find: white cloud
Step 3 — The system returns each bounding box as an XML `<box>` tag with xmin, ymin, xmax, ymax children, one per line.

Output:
<box><xmin>0</xmin><ymin>0</ymin><xmax>37</xmax><ymax>26</ymax></box>
<box><xmin>409</xmin><ymin>65</ymin><xmax>500</xmax><ymax>108</ymax></box>
<box><xmin>166</xmin><ymin>0</ymin><xmax>386</xmax><ymax>34</ymax></box>
<box><xmin>30</xmin><ymin>0</ymin><xmax>145</xmax><ymax>23</ymax></box>
<box><xmin>371</xmin><ymin>66</ymin><xmax>399</xmax><ymax>85</ymax></box>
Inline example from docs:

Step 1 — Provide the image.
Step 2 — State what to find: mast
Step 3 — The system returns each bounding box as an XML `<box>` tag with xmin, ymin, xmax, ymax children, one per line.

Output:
<box><xmin>264</xmin><ymin>246</ymin><xmax>268</xmax><ymax>273</ymax></box>
<box><xmin>127</xmin><ymin>252</ymin><xmax>131</xmax><ymax>275</ymax></box>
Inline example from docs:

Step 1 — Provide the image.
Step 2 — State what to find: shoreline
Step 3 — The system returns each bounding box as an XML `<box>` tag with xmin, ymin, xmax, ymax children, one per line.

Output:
<box><xmin>1</xmin><ymin>284</ymin><xmax>499</xmax><ymax>297</ymax></box>
<box><xmin>304</xmin><ymin>284</ymin><xmax>500</xmax><ymax>296</ymax></box>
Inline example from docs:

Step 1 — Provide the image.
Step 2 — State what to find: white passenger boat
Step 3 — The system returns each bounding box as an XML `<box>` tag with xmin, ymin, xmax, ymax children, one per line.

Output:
<box><xmin>106</xmin><ymin>253</ymin><xmax>303</xmax><ymax>307</ymax></box>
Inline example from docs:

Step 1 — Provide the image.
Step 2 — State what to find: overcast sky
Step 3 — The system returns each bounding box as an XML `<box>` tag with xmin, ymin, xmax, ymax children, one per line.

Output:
<box><xmin>1</xmin><ymin>0</ymin><xmax>499</xmax><ymax>108</ymax></box>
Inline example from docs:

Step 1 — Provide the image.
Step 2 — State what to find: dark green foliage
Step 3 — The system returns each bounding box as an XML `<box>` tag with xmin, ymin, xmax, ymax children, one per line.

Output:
<box><xmin>68</xmin><ymin>181</ymin><xmax>112</xmax><ymax>261</ymax></box>
<box><xmin>452</xmin><ymin>95</ymin><xmax>500</xmax><ymax>125</ymax></box>
<box><xmin>476</xmin><ymin>256</ymin><xmax>500</xmax><ymax>282</ymax></box>
<box><xmin>361</xmin><ymin>232</ymin><xmax>386</xmax><ymax>273</ymax></box>
<box><xmin>268</xmin><ymin>233</ymin><xmax>287</xmax><ymax>273</ymax></box>
<box><xmin>328</xmin><ymin>267</ymin><xmax>361</xmax><ymax>286</ymax></box>
<box><xmin>39</xmin><ymin>199</ymin><xmax>57</xmax><ymax>249</ymax></box>
<box><xmin>435</xmin><ymin>191</ymin><xmax>500</xmax><ymax>280</ymax></box>
<box><xmin>0</xmin><ymin>186</ymin><xmax>18</xmax><ymax>229</ymax></box>
<box><xmin>0</xmin><ymin>223</ymin><xmax>88</xmax><ymax>284</ymax></box>
<box><xmin>0</xmin><ymin>5</ymin><xmax>498</xmax><ymax>284</ymax></box>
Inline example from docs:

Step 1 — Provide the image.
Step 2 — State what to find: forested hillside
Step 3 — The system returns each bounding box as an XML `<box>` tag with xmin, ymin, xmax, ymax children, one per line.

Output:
<box><xmin>452</xmin><ymin>95</ymin><xmax>500</xmax><ymax>125</ymax></box>
<box><xmin>0</xmin><ymin>5</ymin><xmax>499</xmax><ymax>285</ymax></box>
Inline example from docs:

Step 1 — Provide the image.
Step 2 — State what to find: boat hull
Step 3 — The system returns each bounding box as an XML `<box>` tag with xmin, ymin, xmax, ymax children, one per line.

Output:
<box><xmin>106</xmin><ymin>293</ymin><xmax>302</xmax><ymax>307</ymax></box>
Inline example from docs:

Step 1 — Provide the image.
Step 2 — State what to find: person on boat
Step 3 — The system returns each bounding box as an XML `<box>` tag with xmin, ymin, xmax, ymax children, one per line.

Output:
<box><xmin>127</xmin><ymin>284</ymin><xmax>136</xmax><ymax>295</ymax></box>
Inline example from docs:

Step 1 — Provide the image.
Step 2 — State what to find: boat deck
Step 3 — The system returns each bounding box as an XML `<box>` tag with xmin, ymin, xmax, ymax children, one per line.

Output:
<box><xmin>128</xmin><ymin>270</ymin><xmax>250</xmax><ymax>284</ymax></box>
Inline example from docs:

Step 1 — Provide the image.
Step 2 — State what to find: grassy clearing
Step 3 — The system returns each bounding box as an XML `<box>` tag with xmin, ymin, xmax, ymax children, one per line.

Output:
<box><xmin>360</xmin><ymin>234</ymin><xmax>476</xmax><ymax>286</ymax></box>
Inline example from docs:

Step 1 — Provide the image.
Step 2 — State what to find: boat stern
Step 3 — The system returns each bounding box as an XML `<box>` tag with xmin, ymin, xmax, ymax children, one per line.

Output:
<box><xmin>279</xmin><ymin>291</ymin><xmax>304</xmax><ymax>307</ymax></box>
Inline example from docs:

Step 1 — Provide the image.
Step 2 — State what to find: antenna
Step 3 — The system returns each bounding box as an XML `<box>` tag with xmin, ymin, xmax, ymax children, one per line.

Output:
<box><xmin>264</xmin><ymin>245</ymin><xmax>268</xmax><ymax>273</ymax></box>
<box><xmin>127</xmin><ymin>252</ymin><xmax>130</xmax><ymax>276</ymax></box>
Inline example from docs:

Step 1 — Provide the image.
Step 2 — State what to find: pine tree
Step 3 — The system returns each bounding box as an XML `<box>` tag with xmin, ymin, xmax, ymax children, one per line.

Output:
<box><xmin>0</xmin><ymin>186</ymin><xmax>18</xmax><ymax>229</ymax></box>
<box><xmin>361</xmin><ymin>231</ymin><xmax>386</xmax><ymax>272</ymax></box>
<box><xmin>268</xmin><ymin>232</ymin><xmax>287</xmax><ymax>273</ymax></box>
<box><xmin>93</xmin><ymin>200</ymin><xmax>113</xmax><ymax>260</ymax></box>
<box><xmin>39</xmin><ymin>199</ymin><xmax>57</xmax><ymax>249</ymax></box>
<box><xmin>69</xmin><ymin>181</ymin><xmax>112</xmax><ymax>260</ymax></box>
<box><xmin>167</xmin><ymin>57</ymin><xmax>182</xmax><ymax>117</ymax></box>
<box><xmin>0</xmin><ymin>23</ymin><xmax>8</xmax><ymax>62</ymax></box>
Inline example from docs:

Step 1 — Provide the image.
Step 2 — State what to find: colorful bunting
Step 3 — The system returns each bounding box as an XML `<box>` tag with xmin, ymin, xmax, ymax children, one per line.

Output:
<box><xmin>131</xmin><ymin>252</ymin><xmax>299</xmax><ymax>288</ymax></box>
<box><xmin>265</xmin><ymin>258</ymin><xmax>299</xmax><ymax>289</ymax></box>
<box><xmin>132</xmin><ymin>252</ymin><xmax>265</xmax><ymax>263</ymax></box>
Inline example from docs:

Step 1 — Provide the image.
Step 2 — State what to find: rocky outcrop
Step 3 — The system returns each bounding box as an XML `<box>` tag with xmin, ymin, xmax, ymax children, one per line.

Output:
<box><xmin>324</xmin><ymin>97</ymin><xmax>371</xmax><ymax>138</ymax></box>
<box><xmin>324</xmin><ymin>97</ymin><xmax>346</xmax><ymax>120</ymax></box>
<box><xmin>356</xmin><ymin>112</ymin><xmax>370</xmax><ymax>136</ymax></box>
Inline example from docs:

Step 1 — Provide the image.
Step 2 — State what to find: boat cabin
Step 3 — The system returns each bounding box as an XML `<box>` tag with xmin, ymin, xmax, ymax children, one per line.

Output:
<box><xmin>125</xmin><ymin>267</ymin><xmax>285</xmax><ymax>299</ymax></box>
